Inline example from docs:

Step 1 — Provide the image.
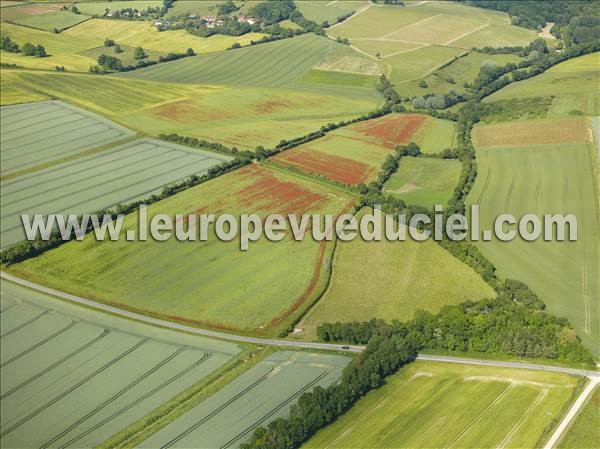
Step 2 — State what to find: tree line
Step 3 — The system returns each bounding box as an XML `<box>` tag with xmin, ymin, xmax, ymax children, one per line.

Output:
<box><xmin>1</xmin><ymin>36</ymin><xmax>47</xmax><ymax>57</ymax></box>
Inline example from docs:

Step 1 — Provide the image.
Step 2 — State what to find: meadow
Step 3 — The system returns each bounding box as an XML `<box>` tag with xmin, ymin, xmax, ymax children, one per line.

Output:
<box><xmin>466</xmin><ymin>127</ymin><xmax>599</xmax><ymax>353</ymax></box>
<box><xmin>558</xmin><ymin>386</ymin><xmax>599</xmax><ymax>448</ymax></box>
<box><xmin>0</xmin><ymin>138</ymin><xmax>230</xmax><ymax>247</ymax></box>
<box><xmin>0</xmin><ymin>100</ymin><xmax>134</xmax><ymax>177</ymax></box>
<box><xmin>327</xmin><ymin>1</ymin><xmax>536</xmax><ymax>86</ymax></box>
<box><xmin>139</xmin><ymin>351</ymin><xmax>349</xmax><ymax>448</ymax></box>
<box><xmin>270</xmin><ymin>114</ymin><xmax>455</xmax><ymax>185</ymax></box>
<box><xmin>303</xmin><ymin>361</ymin><xmax>580</xmax><ymax>448</ymax></box>
<box><xmin>294</xmin><ymin>0</ymin><xmax>366</xmax><ymax>25</ymax></box>
<box><xmin>486</xmin><ymin>52</ymin><xmax>600</xmax><ymax>118</ymax></box>
<box><xmin>383</xmin><ymin>156</ymin><xmax>462</xmax><ymax>208</ymax></box>
<box><xmin>8</xmin><ymin>164</ymin><xmax>355</xmax><ymax>335</ymax></box>
<box><xmin>2</xmin><ymin>63</ymin><xmax>380</xmax><ymax>148</ymax></box>
<box><xmin>0</xmin><ymin>281</ymin><xmax>240</xmax><ymax>449</ymax></box>
<box><xmin>297</xmin><ymin>209</ymin><xmax>494</xmax><ymax>339</ymax></box>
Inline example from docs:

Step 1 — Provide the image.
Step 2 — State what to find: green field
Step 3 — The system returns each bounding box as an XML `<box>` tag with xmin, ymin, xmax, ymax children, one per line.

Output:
<box><xmin>139</xmin><ymin>351</ymin><xmax>349</xmax><ymax>448</ymax></box>
<box><xmin>121</xmin><ymin>33</ymin><xmax>381</xmax><ymax>97</ymax></box>
<box><xmin>8</xmin><ymin>164</ymin><xmax>354</xmax><ymax>335</ymax></box>
<box><xmin>327</xmin><ymin>1</ymin><xmax>536</xmax><ymax>86</ymax></box>
<box><xmin>297</xmin><ymin>209</ymin><xmax>494</xmax><ymax>338</ymax></box>
<box><xmin>0</xmin><ymin>100</ymin><xmax>134</xmax><ymax>177</ymax></box>
<box><xmin>0</xmin><ymin>137</ymin><xmax>229</xmax><ymax>247</ymax></box>
<box><xmin>81</xmin><ymin>44</ymin><xmax>165</xmax><ymax>67</ymax></box>
<box><xmin>559</xmin><ymin>386</ymin><xmax>600</xmax><ymax>448</ymax></box>
<box><xmin>486</xmin><ymin>53</ymin><xmax>600</xmax><ymax>118</ymax></box>
<box><xmin>303</xmin><ymin>361</ymin><xmax>579</xmax><ymax>449</ymax></box>
<box><xmin>466</xmin><ymin>139</ymin><xmax>599</xmax><ymax>353</ymax></box>
<box><xmin>295</xmin><ymin>0</ymin><xmax>365</xmax><ymax>25</ymax></box>
<box><xmin>384</xmin><ymin>156</ymin><xmax>462</xmax><ymax>208</ymax></box>
<box><xmin>0</xmin><ymin>280</ymin><xmax>240</xmax><ymax>449</ymax></box>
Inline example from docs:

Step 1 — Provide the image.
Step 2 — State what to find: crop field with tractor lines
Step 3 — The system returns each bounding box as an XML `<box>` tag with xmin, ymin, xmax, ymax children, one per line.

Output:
<box><xmin>467</xmin><ymin>124</ymin><xmax>599</xmax><ymax>353</ymax></box>
<box><xmin>0</xmin><ymin>137</ymin><xmax>230</xmax><ymax>247</ymax></box>
<box><xmin>0</xmin><ymin>100</ymin><xmax>134</xmax><ymax>177</ymax></box>
<box><xmin>139</xmin><ymin>351</ymin><xmax>349</xmax><ymax>449</ymax></box>
<box><xmin>0</xmin><ymin>281</ymin><xmax>240</xmax><ymax>449</ymax></box>
<box><xmin>303</xmin><ymin>361</ymin><xmax>580</xmax><ymax>449</ymax></box>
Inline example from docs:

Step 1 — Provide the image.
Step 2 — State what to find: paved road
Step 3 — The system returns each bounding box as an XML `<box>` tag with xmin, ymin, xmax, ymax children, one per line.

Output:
<box><xmin>2</xmin><ymin>271</ymin><xmax>597</xmax><ymax>378</ymax></box>
<box><xmin>2</xmin><ymin>271</ymin><xmax>598</xmax><ymax>448</ymax></box>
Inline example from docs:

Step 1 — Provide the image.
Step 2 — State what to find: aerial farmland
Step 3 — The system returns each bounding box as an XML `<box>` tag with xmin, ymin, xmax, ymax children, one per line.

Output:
<box><xmin>0</xmin><ymin>0</ymin><xmax>599</xmax><ymax>448</ymax></box>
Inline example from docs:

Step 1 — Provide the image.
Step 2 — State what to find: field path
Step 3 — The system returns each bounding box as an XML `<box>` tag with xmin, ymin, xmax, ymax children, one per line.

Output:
<box><xmin>542</xmin><ymin>377</ymin><xmax>599</xmax><ymax>449</ymax></box>
<box><xmin>327</xmin><ymin>2</ymin><xmax>372</xmax><ymax>30</ymax></box>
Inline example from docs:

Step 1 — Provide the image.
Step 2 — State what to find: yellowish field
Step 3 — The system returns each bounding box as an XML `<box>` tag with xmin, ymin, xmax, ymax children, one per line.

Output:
<box><xmin>0</xmin><ymin>20</ymin><xmax>265</xmax><ymax>72</ymax></box>
<box><xmin>65</xmin><ymin>19</ymin><xmax>266</xmax><ymax>54</ymax></box>
<box><xmin>473</xmin><ymin>117</ymin><xmax>593</xmax><ymax>148</ymax></box>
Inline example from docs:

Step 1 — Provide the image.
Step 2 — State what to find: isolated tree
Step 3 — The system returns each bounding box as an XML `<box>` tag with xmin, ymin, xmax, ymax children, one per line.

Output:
<box><xmin>71</xmin><ymin>5</ymin><xmax>79</xmax><ymax>14</ymax></box>
<box><xmin>1</xmin><ymin>36</ymin><xmax>20</xmax><ymax>52</ymax></box>
<box><xmin>185</xmin><ymin>47</ymin><xmax>195</xmax><ymax>56</ymax></box>
<box><xmin>133</xmin><ymin>46</ymin><xmax>146</xmax><ymax>59</ymax></box>
<box><xmin>114</xmin><ymin>44</ymin><xmax>123</xmax><ymax>53</ymax></box>
<box><xmin>21</xmin><ymin>42</ymin><xmax>36</xmax><ymax>56</ymax></box>
<box><xmin>104</xmin><ymin>38</ymin><xmax>115</xmax><ymax>47</ymax></box>
<box><xmin>419</xmin><ymin>80</ymin><xmax>428</xmax><ymax>88</ymax></box>
<box><xmin>35</xmin><ymin>44</ymin><xmax>47</xmax><ymax>57</ymax></box>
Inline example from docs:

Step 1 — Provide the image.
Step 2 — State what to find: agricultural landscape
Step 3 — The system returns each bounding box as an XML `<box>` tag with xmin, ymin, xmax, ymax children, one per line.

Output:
<box><xmin>0</xmin><ymin>0</ymin><xmax>599</xmax><ymax>448</ymax></box>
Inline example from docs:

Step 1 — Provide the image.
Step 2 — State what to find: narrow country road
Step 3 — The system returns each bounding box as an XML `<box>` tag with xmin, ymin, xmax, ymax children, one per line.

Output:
<box><xmin>1</xmin><ymin>271</ymin><xmax>598</xmax><ymax>448</ymax></box>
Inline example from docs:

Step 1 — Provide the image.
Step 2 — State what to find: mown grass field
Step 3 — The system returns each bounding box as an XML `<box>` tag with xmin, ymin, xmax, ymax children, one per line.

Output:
<box><xmin>270</xmin><ymin>114</ymin><xmax>455</xmax><ymax>185</ymax></box>
<box><xmin>303</xmin><ymin>361</ymin><xmax>579</xmax><ymax>449</ymax></box>
<box><xmin>467</xmin><ymin>131</ymin><xmax>599</xmax><ymax>353</ymax></box>
<box><xmin>558</xmin><ymin>386</ymin><xmax>600</xmax><ymax>448</ymax></box>
<box><xmin>1</xmin><ymin>69</ymin><xmax>379</xmax><ymax>148</ymax></box>
<box><xmin>8</xmin><ymin>164</ymin><xmax>355</xmax><ymax>335</ymax></box>
<box><xmin>0</xmin><ymin>100</ymin><xmax>134</xmax><ymax>177</ymax></box>
<box><xmin>0</xmin><ymin>137</ymin><xmax>229</xmax><ymax>247</ymax></box>
<box><xmin>383</xmin><ymin>156</ymin><xmax>462</xmax><ymax>208</ymax></box>
<box><xmin>327</xmin><ymin>1</ymin><xmax>536</xmax><ymax>85</ymax></box>
<box><xmin>139</xmin><ymin>351</ymin><xmax>349</xmax><ymax>448</ymax></box>
<box><xmin>0</xmin><ymin>281</ymin><xmax>240</xmax><ymax>449</ymax></box>
<box><xmin>297</xmin><ymin>209</ymin><xmax>494</xmax><ymax>339</ymax></box>
<box><xmin>121</xmin><ymin>33</ymin><xmax>382</xmax><ymax>97</ymax></box>
<box><xmin>486</xmin><ymin>52</ymin><xmax>600</xmax><ymax>118</ymax></box>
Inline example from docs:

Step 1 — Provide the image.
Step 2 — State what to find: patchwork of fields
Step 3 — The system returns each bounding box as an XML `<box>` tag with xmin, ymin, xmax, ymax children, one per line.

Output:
<box><xmin>327</xmin><ymin>1</ymin><xmax>536</xmax><ymax>85</ymax></box>
<box><xmin>0</xmin><ymin>281</ymin><xmax>240</xmax><ymax>449</ymax></box>
<box><xmin>271</xmin><ymin>114</ymin><xmax>456</xmax><ymax>185</ymax></box>
<box><xmin>7</xmin><ymin>164</ymin><xmax>354</xmax><ymax>335</ymax></box>
<box><xmin>0</xmin><ymin>100</ymin><xmax>134</xmax><ymax>177</ymax></box>
<box><xmin>0</xmin><ymin>2</ymin><xmax>88</xmax><ymax>32</ymax></box>
<box><xmin>303</xmin><ymin>361</ymin><xmax>579</xmax><ymax>448</ymax></box>
<box><xmin>467</xmin><ymin>119</ymin><xmax>599</xmax><ymax>353</ymax></box>
<box><xmin>139</xmin><ymin>351</ymin><xmax>349</xmax><ymax>448</ymax></box>
<box><xmin>383</xmin><ymin>156</ymin><xmax>462</xmax><ymax>208</ymax></box>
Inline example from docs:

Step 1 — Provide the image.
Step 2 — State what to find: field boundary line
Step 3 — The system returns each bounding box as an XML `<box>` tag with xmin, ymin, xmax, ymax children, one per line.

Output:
<box><xmin>1</xmin><ymin>272</ymin><xmax>598</xmax><ymax>380</ymax></box>
<box><xmin>443</xmin><ymin>23</ymin><xmax>489</xmax><ymax>46</ymax></box>
<box><xmin>380</xmin><ymin>13</ymin><xmax>444</xmax><ymax>39</ymax></box>
<box><xmin>497</xmin><ymin>388</ymin><xmax>548</xmax><ymax>449</ymax></box>
<box><xmin>327</xmin><ymin>2</ymin><xmax>372</xmax><ymax>30</ymax></box>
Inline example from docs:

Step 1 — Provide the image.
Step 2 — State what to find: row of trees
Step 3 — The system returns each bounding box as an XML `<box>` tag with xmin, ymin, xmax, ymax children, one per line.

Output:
<box><xmin>317</xmin><ymin>279</ymin><xmax>594</xmax><ymax>364</ymax></box>
<box><xmin>1</xmin><ymin>36</ymin><xmax>47</xmax><ymax>57</ymax></box>
<box><xmin>89</xmin><ymin>47</ymin><xmax>195</xmax><ymax>73</ymax></box>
